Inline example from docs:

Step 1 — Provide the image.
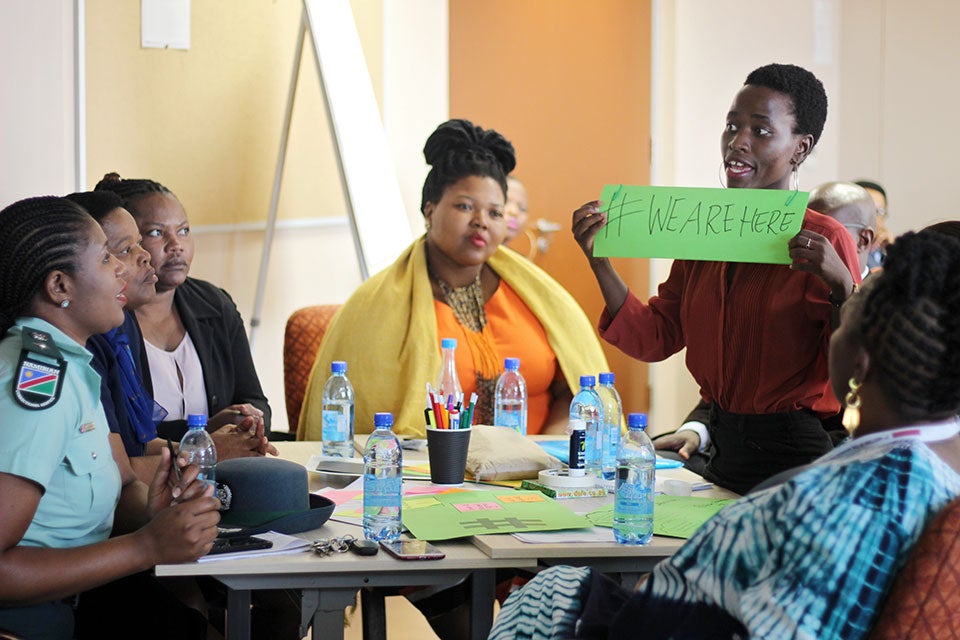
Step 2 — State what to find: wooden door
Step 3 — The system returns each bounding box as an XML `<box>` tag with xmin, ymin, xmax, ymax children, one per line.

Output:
<box><xmin>450</xmin><ymin>0</ymin><xmax>653</xmax><ymax>414</ymax></box>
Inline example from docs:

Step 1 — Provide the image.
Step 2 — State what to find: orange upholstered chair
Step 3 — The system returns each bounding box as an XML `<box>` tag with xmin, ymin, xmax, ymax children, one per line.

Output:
<box><xmin>283</xmin><ymin>304</ymin><xmax>341</xmax><ymax>437</ymax></box>
<box><xmin>867</xmin><ymin>496</ymin><xmax>960</xmax><ymax>639</ymax></box>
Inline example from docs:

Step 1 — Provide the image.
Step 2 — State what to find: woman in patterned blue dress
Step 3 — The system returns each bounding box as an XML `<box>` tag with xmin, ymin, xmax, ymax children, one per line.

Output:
<box><xmin>490</xmin><ymin>227</ymin><xmax>960</xmax><ymax>639</ymax></box>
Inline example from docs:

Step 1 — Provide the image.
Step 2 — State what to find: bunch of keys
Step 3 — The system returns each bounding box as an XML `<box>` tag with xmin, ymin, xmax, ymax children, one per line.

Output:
<box><xmin>311</xmin><ymin>534</ymin><xmax>379</xmax><ymax>557</ymax></box>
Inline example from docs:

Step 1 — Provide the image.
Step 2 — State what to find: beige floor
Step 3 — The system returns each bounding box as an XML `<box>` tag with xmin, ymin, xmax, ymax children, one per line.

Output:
<box><xmin>306</xmin><ymin>593</ymin><xmax>500</xmax><ymax>639</ymax></box>
<box><xmin>305</xmin><ymin>595</ymin><xmax>440</xmax><ymax>640</ymax></box>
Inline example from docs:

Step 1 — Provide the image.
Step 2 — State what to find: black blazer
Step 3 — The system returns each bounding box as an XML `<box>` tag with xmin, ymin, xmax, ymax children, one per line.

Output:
<box><xmin>138</xmin><ymin>277</ymin><xmax>271</xmax><ymax>441</ymax></box>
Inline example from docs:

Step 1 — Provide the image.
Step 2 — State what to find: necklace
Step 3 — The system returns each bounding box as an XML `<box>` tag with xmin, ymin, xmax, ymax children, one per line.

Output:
<box><xmin>820</xmin><ymin>418</ymin><xmax>960</xmax><ymax>466</ymax></box>
<box><xmin>426</xmin><ymin>252</ymin><xmax>499</xmax><ymax>424</ymax></box>
<box><xmin>433</xmin><ymin>271</ymin><xmax>486</xmax><ymax>333</ymax></box>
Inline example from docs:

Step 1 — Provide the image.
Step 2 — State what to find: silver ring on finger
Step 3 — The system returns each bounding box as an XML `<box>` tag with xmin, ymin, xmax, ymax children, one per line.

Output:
<box><xmin>805</xmin><ymin>238</ymin><xmax>811</xmax><ymax>249</ymax></box>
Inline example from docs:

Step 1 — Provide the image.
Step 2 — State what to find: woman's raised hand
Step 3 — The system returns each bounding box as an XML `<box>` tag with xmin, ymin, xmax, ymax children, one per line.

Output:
<box><xmin>572</xmin><ymin>200</ymin><xmax>607</xmax><ymax>259</ymax></box>
<box><xmin>788</xmin><ymin>230</ymin><xmax>856</xmax><ymax>302</ymax></box>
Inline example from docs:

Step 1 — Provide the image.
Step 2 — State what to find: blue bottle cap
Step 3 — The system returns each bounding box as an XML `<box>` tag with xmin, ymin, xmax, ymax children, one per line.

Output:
<box><xmin>187</xmin><ymin>413</ymin><xmax>207</xmax><ymax>428</ymax></box>
<box><xmin>331</xmin><ymin>361</ymin><xmax>347</xmax><ymax>374</ymax></box>
<box><xmin>627</xmin><ymin>413</ymin><xmax>648</xmax><ymax>430</ymax></box>
<box><xmin>504</xmin><ymin>357</ymin><xmax>520</xmax><ymax>371</ymax></box>
<box><xmin>598</xmin><ymin>372</ymin><xmax>615</xmax><ymax>385</ymax></box>
<box><xmin>579</xmin><ymin>375</ymin><xmax>596</xmax><ymax>387</ymax></box>
<box><xmin>441</xmin><ymin>338</ymin><xmax>457</xmax><ymax>349</ymax></box>
<box><xmin>374</xmin><ymin>412</ymin><xmax>394</xmax><ymax>428</ymax></box>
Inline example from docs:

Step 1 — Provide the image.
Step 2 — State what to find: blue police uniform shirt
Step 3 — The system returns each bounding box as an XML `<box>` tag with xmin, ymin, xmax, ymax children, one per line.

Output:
<box><xmin>0</xmin><ymin>318</ymin><xmax>121</xmax><ymax>548</ymax></box>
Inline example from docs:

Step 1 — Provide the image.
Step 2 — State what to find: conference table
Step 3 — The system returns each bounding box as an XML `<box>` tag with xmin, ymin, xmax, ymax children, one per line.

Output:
<box><xmin>156</xmin><ymin>438</ymin><xmax>737</xmax><ymax>639</ymax></box>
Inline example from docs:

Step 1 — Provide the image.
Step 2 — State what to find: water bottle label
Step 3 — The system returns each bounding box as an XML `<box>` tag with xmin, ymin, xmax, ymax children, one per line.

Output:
<box><xmin>364</xmin><ymin>476</ymin><xmax>402</xmax><ymax>508</ymax></box>
<box><xmin>499</xmin><ymin>410</ymin><xmax>522</xmax><ymax>431</ymax></box>
<box><xmin>322</xmin><ymin>407</ymin><xmax>349</xmax><ymax>441</ymax></box>
<box><xmin>615</xmin><ymin>479</ymin><xmax>653</xmax><ymax>513</ymax></box>
<box><xmin>585</xmin><ymin>420</ymin><xmax>602</xmax><ymax>470</ymax></box>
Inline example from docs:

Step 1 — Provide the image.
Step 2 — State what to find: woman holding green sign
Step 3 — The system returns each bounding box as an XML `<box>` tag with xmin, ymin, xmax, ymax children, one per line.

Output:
<box><xmin>572</xmin><ymin>63</ymin><xmax>860</xmax><ymax>494</ymax></box>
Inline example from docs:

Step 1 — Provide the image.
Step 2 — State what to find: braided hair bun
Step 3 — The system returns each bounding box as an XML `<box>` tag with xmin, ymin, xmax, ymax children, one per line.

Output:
<box><xmin>420</xmin><ymin>119</ymin><xmax>516</xmax><ymax>213</ymax></box>
<box><xmin>859</xmin><ymin>229</ymin><xmax>960</xmax><ymax>420</ymax></box>
<box><xmin>94</xmin><ymin>172</ymin><xmax>172</xmax><ymax>218</ymax></box>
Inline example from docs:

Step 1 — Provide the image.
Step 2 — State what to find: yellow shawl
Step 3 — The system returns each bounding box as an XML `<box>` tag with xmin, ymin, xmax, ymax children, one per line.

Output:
<box><xmin>297</xmin><ymin>237</ymin><xmax>610</xmax><ymax>438</ymax></box>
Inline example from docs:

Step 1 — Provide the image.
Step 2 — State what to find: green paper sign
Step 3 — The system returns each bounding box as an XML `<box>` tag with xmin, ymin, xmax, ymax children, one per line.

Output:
<box><xmin>402</xmin><ymin>490</ymin><xmax>592</xmax><ymax>541</ymax></box>
<box><xmin>587</xmin><ymin>495</ymin><xmax>734</xmax><ymax>539</ymax></box>
<box><xmin>593</xmin><ymin>185</ymin><xmax>808</xmax><ymax>264</ymax></box>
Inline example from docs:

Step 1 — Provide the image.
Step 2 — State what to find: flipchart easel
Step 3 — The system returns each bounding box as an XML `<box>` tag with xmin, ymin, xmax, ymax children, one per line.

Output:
<box><xmin>249</xmin><ymin>0</ymin><xmax>413</xmax><ymax>347</ymax></box>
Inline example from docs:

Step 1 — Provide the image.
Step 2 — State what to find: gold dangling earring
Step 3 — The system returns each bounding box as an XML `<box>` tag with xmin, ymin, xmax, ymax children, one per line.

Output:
<box><xmin>842</xmin><ymin>377</ymin><xmax>862</xmax><ymax>435</ymax></box>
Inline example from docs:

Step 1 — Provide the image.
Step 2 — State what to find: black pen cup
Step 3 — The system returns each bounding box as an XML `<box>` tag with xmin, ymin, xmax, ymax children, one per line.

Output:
<box><xmin>425</xmin><ymin>427</ymin><xmax>471</xmax><ymax>485</ymax></box>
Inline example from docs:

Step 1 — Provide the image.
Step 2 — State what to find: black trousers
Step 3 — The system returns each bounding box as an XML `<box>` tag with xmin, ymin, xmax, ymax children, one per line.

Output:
<box><xmin>0</xmin><ymin>602</ymin><xmax>74</xmax><ymax>640</ymax></box>
<box><xmin>703</xmin><ymin>406</ymin><xmax>833</xmax><ymax>495</ymax></box>
<box><xmin>73</xmin><ymin>571</ymin><xmax>208</xmax><ymax>640</ymax></box>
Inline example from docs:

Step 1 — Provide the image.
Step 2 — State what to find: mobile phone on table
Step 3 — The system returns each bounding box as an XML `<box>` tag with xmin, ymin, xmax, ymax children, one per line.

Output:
<box><xmin>208</xmin><ymin>535</ymin><xmax>273</xmax><ymax>555</ymax></box>
<box><xmin>380</xmin><ymin>539</ymin><xmax>446</xmax><ymax>561</ymax></box>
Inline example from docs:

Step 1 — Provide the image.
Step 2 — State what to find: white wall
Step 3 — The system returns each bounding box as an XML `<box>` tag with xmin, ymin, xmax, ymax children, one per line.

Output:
<box><xmin>0</xmin><ymin>1</ymin><xmax>78</xmax><ymax>204</ymax></box>
<box><xmin>836</xmin><ymin>0</ymin><xmax>960</xmax><ymax>234</ymax></box>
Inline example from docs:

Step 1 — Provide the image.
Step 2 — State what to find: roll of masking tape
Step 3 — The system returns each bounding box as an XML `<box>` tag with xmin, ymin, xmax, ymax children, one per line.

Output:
<box><xmin>661</xmin><ymin>479</ymin><xmax>692</xmax><ymax>497</ymax></box>
<box><xmin>539</xmin><ymin>469</ymin><xmax>598</xmax><ymax>488</ymax></box>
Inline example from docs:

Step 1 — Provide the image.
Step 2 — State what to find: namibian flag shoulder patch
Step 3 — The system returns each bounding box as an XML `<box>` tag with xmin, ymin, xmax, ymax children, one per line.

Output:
<box><xmin>13</xmin><ymin>331</ymin><xmax>66</xmax><ymax>410</ymax></box>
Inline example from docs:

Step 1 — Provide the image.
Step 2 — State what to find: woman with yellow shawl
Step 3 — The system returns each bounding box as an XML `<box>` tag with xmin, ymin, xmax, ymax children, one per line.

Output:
<box><xmin>299</xmin><ymin>119</ymin><xmax>609</xmax><ymax>439</ymax></box>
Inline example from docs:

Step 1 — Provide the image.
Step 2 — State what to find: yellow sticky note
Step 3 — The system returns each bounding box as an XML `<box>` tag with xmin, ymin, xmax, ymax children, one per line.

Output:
<box><xmin>404</xmin><ymin>496</ymin><xmax>441</xmax><ymax>510</ymax></box>
<box><xmin>499</xmin><ymin>493</ymin><xmax>546</xmax><ymax>503</ymax></box>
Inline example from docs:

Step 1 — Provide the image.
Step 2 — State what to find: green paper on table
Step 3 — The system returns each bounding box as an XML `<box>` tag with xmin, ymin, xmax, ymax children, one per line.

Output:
<box><xmin>592</xmin><ymin>184</ymin><xmax>808</xmax><ymax>264</ymax></box>
<box><xmin>587</xmin><ymin>495</ymin><xmax>735</xmax><ymax>539</ymax></box>
<box><xmin>402</xmin><ymin>490</ymin><xmax>591</xmax><ymax>541</ymax></box>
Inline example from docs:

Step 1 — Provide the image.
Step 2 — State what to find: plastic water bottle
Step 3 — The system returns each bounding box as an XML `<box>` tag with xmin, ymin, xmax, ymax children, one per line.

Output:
<box><xmin>614</xmin><ymin>413</ymin><xmax>655</xmax><ymax>545</ymax></box>
<box><xmin>362</xmin><ymin>412</ymin><xmax>403</xmax><ymax>541</ymax></box>
<box><xmin>494</xmin><ymin>357</ymin><xmax>527</xmax><ymax>435</ymax></box>
<box><xmin>435</xmin><ymin>338</ymin><xmax>463</xmax><ymax>403</ymax></box>
<box><xmin>569</xmin><ymin>375</ymin><xmax>604</xmax><ymax>481</ymax></box>
<box><xmin>321</xmin><ymin>360</ymin><xmax>355</xmax><ymax>458</ymax></box>
<box><xmin>179</xmin><ymin>413</ymin><xmax>217</xmax><ymax>490</ymax></box>
<box><xmin>597</xmin><ymin>372</ymin><xmax>623</xmax><ymax>482</ymax></box>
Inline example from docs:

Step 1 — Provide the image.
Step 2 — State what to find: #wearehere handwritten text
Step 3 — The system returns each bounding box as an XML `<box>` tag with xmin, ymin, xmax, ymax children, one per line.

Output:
<box><xmin>594</xmin><ymin>185</ymin><xmax>809</xmax><ymax>264</ymax></box>
<box><xmin>610</xmin><ymin>193</ymin><xmax>799</xmax><ymax>239</ymax></box>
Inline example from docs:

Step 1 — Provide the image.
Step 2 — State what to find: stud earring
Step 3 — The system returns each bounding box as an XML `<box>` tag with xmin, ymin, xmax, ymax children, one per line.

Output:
<box><xmin>842</xmin><ymin>377</ymin><xmax>862</xmax><ymax>434</ymax></box>
<box><xmin>59</xmin><ymin>299</ymin><xmax>70</xmax><ymax>309</ymax></box>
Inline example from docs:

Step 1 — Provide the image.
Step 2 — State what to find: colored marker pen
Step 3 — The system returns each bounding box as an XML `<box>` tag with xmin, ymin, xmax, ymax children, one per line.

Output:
<box><xmin>568</xmin><ymin>419</ymin><xmax>586</xmax><ymax>476</ymax></box>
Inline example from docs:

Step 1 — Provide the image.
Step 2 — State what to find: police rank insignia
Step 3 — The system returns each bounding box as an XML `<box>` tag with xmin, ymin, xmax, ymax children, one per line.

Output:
<box><xmin>13</xmin><ymin>327</ymin><xmax>66</xmax><ymax>410</ymax></box>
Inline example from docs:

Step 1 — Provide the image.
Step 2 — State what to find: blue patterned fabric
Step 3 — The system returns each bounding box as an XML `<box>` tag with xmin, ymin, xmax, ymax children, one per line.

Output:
<box><xmin>491</xmin><ymin>437</ymin><xmax>960</xmax><ymax>640</ymax></box>
<box><xmin>489</xmin><ymin>566</ymin><xmax>591</xmax><ymax>640</ymax></box>
<box><xmin>104</xmin><ymin>325</ymin><xmax>158</xmax><ymax>444</ymax></box>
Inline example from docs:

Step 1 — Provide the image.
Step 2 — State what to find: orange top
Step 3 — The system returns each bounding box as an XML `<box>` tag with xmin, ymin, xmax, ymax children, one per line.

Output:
<box><xmin>434</xmin><ymin>280</ymin><xmax>560</xmax><ymax>434</ymax></box>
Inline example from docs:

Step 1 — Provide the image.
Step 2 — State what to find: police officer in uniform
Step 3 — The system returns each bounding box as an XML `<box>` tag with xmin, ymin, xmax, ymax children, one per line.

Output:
<box><xmin>0</xmin><ymin>197</ymin><xmax>220</xmax><ymax>640</ymax></box>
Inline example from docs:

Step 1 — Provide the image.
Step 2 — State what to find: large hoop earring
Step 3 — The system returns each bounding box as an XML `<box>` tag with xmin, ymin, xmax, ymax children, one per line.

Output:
<box><xmin>842</xmin><ymin>377</ymin><xmax>862</xmax><ymax>435</ymax></box>
<box><xmin>718</xmin><ymin>161</ymin><xmax>727</xmax><ymax>188</ymax></box>
<box><xmin>785</xmin><ymin>162</ymin><xmax>801</xmax><ymax>206</ymax></box>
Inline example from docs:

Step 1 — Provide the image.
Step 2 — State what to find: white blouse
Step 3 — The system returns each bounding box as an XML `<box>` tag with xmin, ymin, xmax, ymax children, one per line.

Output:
<box><xmin>144</xmin><ymin>332</ymin><xmax>209</xmax><ymax>421</ymax></box>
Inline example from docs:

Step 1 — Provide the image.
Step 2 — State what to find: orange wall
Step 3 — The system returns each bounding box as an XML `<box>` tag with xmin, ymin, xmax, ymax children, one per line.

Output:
<box><xmin>450</xmin><ymin>1</ymin><xmax>653</xmax><ymax>413</ymax></box>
